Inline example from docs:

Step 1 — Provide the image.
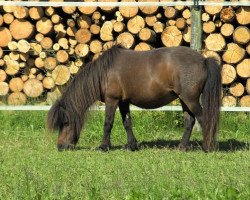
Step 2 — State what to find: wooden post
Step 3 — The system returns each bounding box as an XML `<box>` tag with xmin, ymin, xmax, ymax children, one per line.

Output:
<box><xmin>190</xmin><ymin>0</ymin><xmax>202</xmax><ymax>52</ymax></box>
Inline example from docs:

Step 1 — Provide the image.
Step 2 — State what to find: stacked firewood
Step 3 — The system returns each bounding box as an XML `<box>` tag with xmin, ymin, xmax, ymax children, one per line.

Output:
<box><xmin>0</xmin><ymin>1</ymin><xmax>249</xmax><ymax>107</ymax></box>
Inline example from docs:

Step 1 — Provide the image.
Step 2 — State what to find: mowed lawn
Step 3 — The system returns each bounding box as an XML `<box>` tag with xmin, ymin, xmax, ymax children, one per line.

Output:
<box><xmin>0</xmin><ymin>110</ymin><xmax>249</xmax><ymax>199</ymax></box>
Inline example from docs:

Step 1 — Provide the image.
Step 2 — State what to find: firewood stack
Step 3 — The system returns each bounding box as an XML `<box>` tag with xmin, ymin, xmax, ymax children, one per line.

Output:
<box><xmin>0</xmin><ymin>1</ymin><xmax>249</xmax><ymax>107</ymax></box>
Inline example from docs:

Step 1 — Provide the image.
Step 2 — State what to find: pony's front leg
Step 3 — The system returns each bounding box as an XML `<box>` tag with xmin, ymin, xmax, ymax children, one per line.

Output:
<box><xmin>119</xmin><ymin>102</ymin><xmax>138</xmax><ymax>151</ymax></box>
<box><xmin>99</xmin><ymin>98</ymin><xmax>118</xmax><ymax>151</ymax></box>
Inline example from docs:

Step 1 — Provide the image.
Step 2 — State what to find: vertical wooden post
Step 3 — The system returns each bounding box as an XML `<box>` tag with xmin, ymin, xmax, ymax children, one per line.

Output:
<box><xmin>190</xmin><ymin>0</ymin><xmax>202</xmax><ymax>52</ymax></box>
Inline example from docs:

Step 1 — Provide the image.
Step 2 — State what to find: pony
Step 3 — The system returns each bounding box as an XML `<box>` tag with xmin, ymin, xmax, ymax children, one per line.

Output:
<box><xmin>47</xmin><ymin>45</ymin><xmax>221</xmax><ymax>152</ymax></box>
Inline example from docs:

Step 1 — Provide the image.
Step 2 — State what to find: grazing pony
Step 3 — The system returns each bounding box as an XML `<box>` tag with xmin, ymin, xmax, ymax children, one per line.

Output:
<box><xmin>47</xmin><ymin>45</ymin><xmax>221</xmax><ymax>152</ymax></box>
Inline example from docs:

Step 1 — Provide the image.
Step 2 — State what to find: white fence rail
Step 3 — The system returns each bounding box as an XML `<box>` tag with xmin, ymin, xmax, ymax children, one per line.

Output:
<box><xmin>0</xmin><ymin>105</ymin><xmax>250</xmax><ymax>112</ymax></box>
<box><xmin>0</xmin><ymin>1</ymin><xmax>249</xmax><ymax>7</ymax></box>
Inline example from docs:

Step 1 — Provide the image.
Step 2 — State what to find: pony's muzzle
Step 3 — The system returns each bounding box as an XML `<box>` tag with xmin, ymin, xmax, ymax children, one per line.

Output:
<box><xmin>57</xmin><ymin>143</ymin><xmax>75</xmax><ymax>151</ymax></box>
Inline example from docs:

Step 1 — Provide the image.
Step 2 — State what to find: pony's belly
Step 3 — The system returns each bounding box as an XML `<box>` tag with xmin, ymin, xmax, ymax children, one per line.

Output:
<box><xmin>130</xmin><ymin>92</ymin><xmax>178</xmax><ymax>109</ymax></box>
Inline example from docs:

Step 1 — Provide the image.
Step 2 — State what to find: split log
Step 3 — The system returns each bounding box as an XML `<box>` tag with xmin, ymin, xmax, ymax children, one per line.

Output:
<box><xmin>20</xmin><ymin>53</ymin><xmax>29</xmax><ymax>62</ymax></box>
<box><xmin>17</xmin><ymin>39</ymin><xmax>30</xmax><ymax>53</ymax></box>
<box><xmin>183</xmin><ymin>26</ymin><xmax>191</xmax><ymax>43</ymax></box>
<box><xmin>75</xmin><ymin>44</ymin><xmax>89</xmax><ymax>58</ymax></box>
<box><xmin>229</xmin><ymin>82</ymin><xmax>244</xmax><ymax>97</ymax></box>
<box><xmin>222</xmin><ymin>43</ymin><xmax>245</xmax><ymax>64</ymax></box>
<box><xmin>161</xmin><ymin>26</ymin><xmax>182</xmax><ymax>47</ymax></box>
<box><xmin>40</xmin><ymin>37</ymin><xmax>53</xmax><ymax>49</ymax></box>
<box><xmin>139</xmin><ymin>28</ymin><xmax>156</xmax><ymax>43</ymax></box>
<box><xmin>220</xmin><ymin>23</ymin><xmax>234</xmax><ymax>38</ymax></box>
<box><xmin>9</xmin><ymin>52</ymin><xmax>19</xmax><ymax>61</ymax></box>
<box><xmin>205</xmin><ymin>33</ymin><xmax>226</xmax><ymax>51</ymax></box>
<box><xmin>46</xmin><ymin>87</ymin><xmax>62</xmax><ymax>104</ymax></box>
<box><xmin>29</xmin><ymin>7</ymin><xmax>44</xmax><ymax>20</ymax></box>
<box><xmin>44</xmin><ymin>57</ymin><xmax>57</xmax><ymax>70</ymax></box>
<box><xmin>119</xmin><ymin>0</ymin><xmax>138</xmax><ymax>18</ymax></box>
<box><xmin>62</xmin><ymin>6</ymin><xmax>76</xmax><ymax>15</ymax></box>
<box><xmin>5</xmin><ymin>60</ymin><xmax>19</xmax><ymax>75</ymax></box>
<box><xmin>113</xmin><ymin>21</ymin><xmax>125</xmax><ymax>33</ymax></box>
<box><xmin>10</xmin><ymin>19</ymin><xmax>34</xmax><ymax>40</ymax></box>
<box><xmin>164</xmin><ymin>7</ymin><xmax>177</xmax><ymax>19</ymax></box>
<box><xmin>75</xmin><ymin>28</ymin><xmax>92</xmax><ymax>43</ymax></box>
<box><xmin>51</xmin><ymin>14</ymin><xmax>61</xmax><ymax>24</ymax></box>
<box><xmin>77</xmin><ymin>15</ymin><xmax>91</xmax><ymax>29</ymax></box>
<box><xmin>236</xmin><ymin>7</ymin><xmax>250</xmax><ymax>25</ymax></box>
<box><xmin>220</xmin><ymin>7</ymin><xmax>235</xmax><ymax>23</ymax></box>
<box><xmin>35</xmin><ymin>57</ymin><xmax>44</xmax><ymax>69</ymax></box>
<box><xmin>0</xmin><ymin>69</ymin><xmax>7</xmax><ymax>82</ymax></box>
<box><xmin>98</xmin><ymin>0</ymin><xmax>117</xmax><ymax>13</ymax></box>
<box><xmin>203</xmin><ymin>21</ymin><xmax>215</xmax><ymax>34</ymax></box>
<box><xmin>201</xmin><ymin>13</ymin><xmax>210</xmax><ymax>22</ymax></box>
<box><xmin>9</xmin><ymin>77</ymin><xmax>24</xmax><ymax>92</ymax></box>
<box><xmin>221</xmin><ymin>64</ymin><xmax>236</xmax><ymax>85</ymax></box>
<box><xmin>222</xmin><ymin>96</ymin><xmax>237</xmax><ymax>107</ymax></box>
<box><xmin>246</xmin><ymin>78</ymin><xmax>250</xmax><ymax>94</ymax></box>
<box><xmin>14</xmin><ymin>6</ymin><xmax>29</xmax><ymax>19</ymax></box>
<box><xmin>239</xmin><ymin>95</ymin><xmax>250</xmax><ymax>107</ymax></box>
<box><xmin>153</xmin><ymin>21</ymin><xmax>165</xmax><ymax>33</ymax></box>
<box><xmin>0</xmin><ymin>27</ymin><xmax>12</xmax><ymax>47</ymax></box>
<box><xmin>43</xmin><ymin>77</ymin><xmax>55</xmax><ymax>89</ymax></box>
<box><xmin>45</xmin><ymin>7</ymin><xmax>55</xmax><ymax>17</ymax></box>
<box><xmin>182</xmin><ymin>8</ymin><xmax>191</xmax><ymax>19</ymax></box>
<box><xmin>236</xmin><ymin>59</ymin><xmax>250</xmax><ymax>79</ymax></box>
<box><xmin>36</xmin><ymin>17</ymin><xmax>53</xmax><ymax>35</ymax></box>
<box><xmin>8</xmin><ymin>41</ymin><xmax>17</xmax><ymax>51</ymax></box>
<box><xmin>100</xmin><ymin>21</ymin><xmax>114</xmax><ymax>41</ymax></box>
<box><xmin>175</xmin><ymin>18</ymin><xmax>186</xmax><ymax>30</ymax></box>
<box><xmin>0</xmin><ymin>15</ymin><xmax>3</xmax><ymax>26</ymax></box>
<box><xmin>116</xmin><ymin>32</ymin><xmax>135</xmax><ymax>49</ymax></box>
<box><xmin>52</xmin><ymin>65</ymin><xmax>71</xmax><ymax>85</ymax></box>
<box><xmin>134</xmin><ymin>42</ymin><xmax>152</xmax><ymax>51</ymax></box>
<box><xmin>7</xmin><ymin>92</ymin><xmax>27</xmax><ymax>105</ymax></box>
<box><xmin>204</xmin><ymin>0</ymin><xmax>223</xmax><ymax>15</ymax></box>
<box><xmin>247</xmin><ymin>43</ymin><xmax>250</xmax><ymax>55</ymax></box>
<box><xmin>23</xmin><ymin>78</ymin><xmax>44</xmax><ymax>98</ymax></box>
<box><xmin>127</xmin><ymin>15</ymin><xmax>145</xmax><ymax>34</ymax></box>
<box><xmin>139</xmin><ymin>0</ymin><xmax>158</xmax><ymax>15</ymax></box>
<box><xmin>3</xmin><ymin>13</ymin><xmax>14</xmax><ymax>24</ymax></box>
<box><xmin>145</xmin><ymin>16</ymin><xmax>157</xmax><ymax>27</ymax></box>
<box><xmin>56</xmin><ymin>50</ymin><xmax>69</xmax><ymax>63</ymax></box>
<box><xmin>90</xmin><ymin>40</ymin><xmax>103</xmax><ymax>54</ymax></box>
<box><xmin>78</xmin><ymin>0</ymin><xmax>97</xmax><ymax>15</ymax></box>
<box><xmin>203</xmin><ymin>50</ymin><xmax>221</xmax><ymax>65</ymax></box>
<box><xmin>233</xmin><ymin>26</ymin><xmax>250</xmax><ymax>45</ymax></box>
<box><xmin>90</xmin><ymin>24</ymin><xmax>101</xmax><ymax>35</ymax></box>
<box><xmin>0</xmin><ymin>82</ymin><xmax>9</xmax><ymax>96</ymax></box>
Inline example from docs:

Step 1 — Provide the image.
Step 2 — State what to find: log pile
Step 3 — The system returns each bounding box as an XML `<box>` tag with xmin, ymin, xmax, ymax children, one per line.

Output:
<box><xmin>0</xmin><ymin>2</ymin><xmax>249</xmax><ymax>107</ymax></box>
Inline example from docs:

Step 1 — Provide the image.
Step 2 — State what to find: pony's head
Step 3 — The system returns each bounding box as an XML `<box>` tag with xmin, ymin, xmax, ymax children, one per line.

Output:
<box><xmin>47</xmin><ymin>99</ymin><xmax>80</xmax><ymax>151</ymax></box>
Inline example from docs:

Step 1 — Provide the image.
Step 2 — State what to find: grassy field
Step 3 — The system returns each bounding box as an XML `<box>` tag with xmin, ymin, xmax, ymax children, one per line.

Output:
<box><xmin>0</xmin><ymin>110</ymin><xmax>249</xmax><ymax>199</ymax></box>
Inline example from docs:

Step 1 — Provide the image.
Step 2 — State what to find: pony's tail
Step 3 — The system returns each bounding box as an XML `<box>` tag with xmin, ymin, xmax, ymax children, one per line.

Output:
<box><xmin>47</xmin><ymin>99</ymin><xmax>66</xmax><ymax>132</ymax></box>
<box><xmin>202</xmin><ymin>57</ymin><xmax>222</xmax><ymax>151</ymax></box>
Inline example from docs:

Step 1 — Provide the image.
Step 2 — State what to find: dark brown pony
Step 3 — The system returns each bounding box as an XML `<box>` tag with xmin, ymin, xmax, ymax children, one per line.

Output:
<box><xmin>47</xmin><ymin>45</ymin><xmax>221</xmax><ymax>152</ymax></box>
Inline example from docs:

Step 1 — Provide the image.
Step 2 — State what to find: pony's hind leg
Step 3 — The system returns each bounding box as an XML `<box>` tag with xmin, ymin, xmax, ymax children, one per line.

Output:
<box><xmin>178</xmin><ymin>100</ymin><xmax>195</xmax><ymax>151</ymax></box>
<box><xmin>119</xmin><ymin>102</ymin><xmax>138</xmax><ymax>151</ymax></box>
<box><xmin>99</xmin><ymin>98</ymin><xmax>119</xmax><ymax>151</ymax></box>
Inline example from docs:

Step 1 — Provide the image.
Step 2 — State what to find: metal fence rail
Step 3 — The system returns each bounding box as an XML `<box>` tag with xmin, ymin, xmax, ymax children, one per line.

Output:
<box><xmin>0</xmin><ymin>105</ymin><xmax>250</xmax><ymax>112</ymax></box>
<box><xmin>0</xmin><ymin>1</ymin><xmax>249</xmax><ymax>7</ymax></box>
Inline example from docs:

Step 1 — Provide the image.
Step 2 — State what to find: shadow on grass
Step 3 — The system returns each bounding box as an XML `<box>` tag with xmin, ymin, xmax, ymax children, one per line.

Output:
<box><xmin>74</xmin><ymin>139</ymin><xmax>249</xmax><ymax>152</ymax></box>
<box><xmin>139</xmin><ymin>139</ymin><xmax>249</xmax><ymax>152</ymax></box>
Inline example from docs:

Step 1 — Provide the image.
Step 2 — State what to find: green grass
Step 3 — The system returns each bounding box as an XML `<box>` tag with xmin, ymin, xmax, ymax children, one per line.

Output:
<box><xmin>0</xmin><ymin>111</ymin><xmax>249</xmax><ymax>199</ymax></box>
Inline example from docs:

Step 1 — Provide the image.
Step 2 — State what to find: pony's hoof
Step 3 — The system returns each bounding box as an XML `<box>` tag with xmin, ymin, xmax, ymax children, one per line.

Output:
<box><xmin>177</xmin><ymin>143</ymin><xmax>190</xmax><ymax>151</ymax></box>
<box><xmin>97</xmin><ymin>144</ymin><xmax>111</xmax><ymax>152</ymax></box>
<box><xmin>125</xmin><ymin>142</ymin><xmax>139</xmax><ymax>151</ymax></box>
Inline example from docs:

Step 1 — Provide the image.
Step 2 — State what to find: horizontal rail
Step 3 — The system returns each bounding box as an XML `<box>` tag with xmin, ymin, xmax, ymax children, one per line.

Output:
<box><xmin>0</xmin><ymin>105</ymin><xmax>250</xmax><ymax>112</ymax></box>
<box><xmin>0</xmin><ymin>1</ymin><xmax>249</xmax><ymax>7</ymax></box>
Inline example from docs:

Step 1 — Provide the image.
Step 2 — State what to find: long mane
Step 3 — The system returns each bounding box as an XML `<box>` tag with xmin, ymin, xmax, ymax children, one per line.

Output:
<box><xmin>47</xmin><ymin>45</ymin><xmax>122</xmax><ymax>140</ymax></box>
